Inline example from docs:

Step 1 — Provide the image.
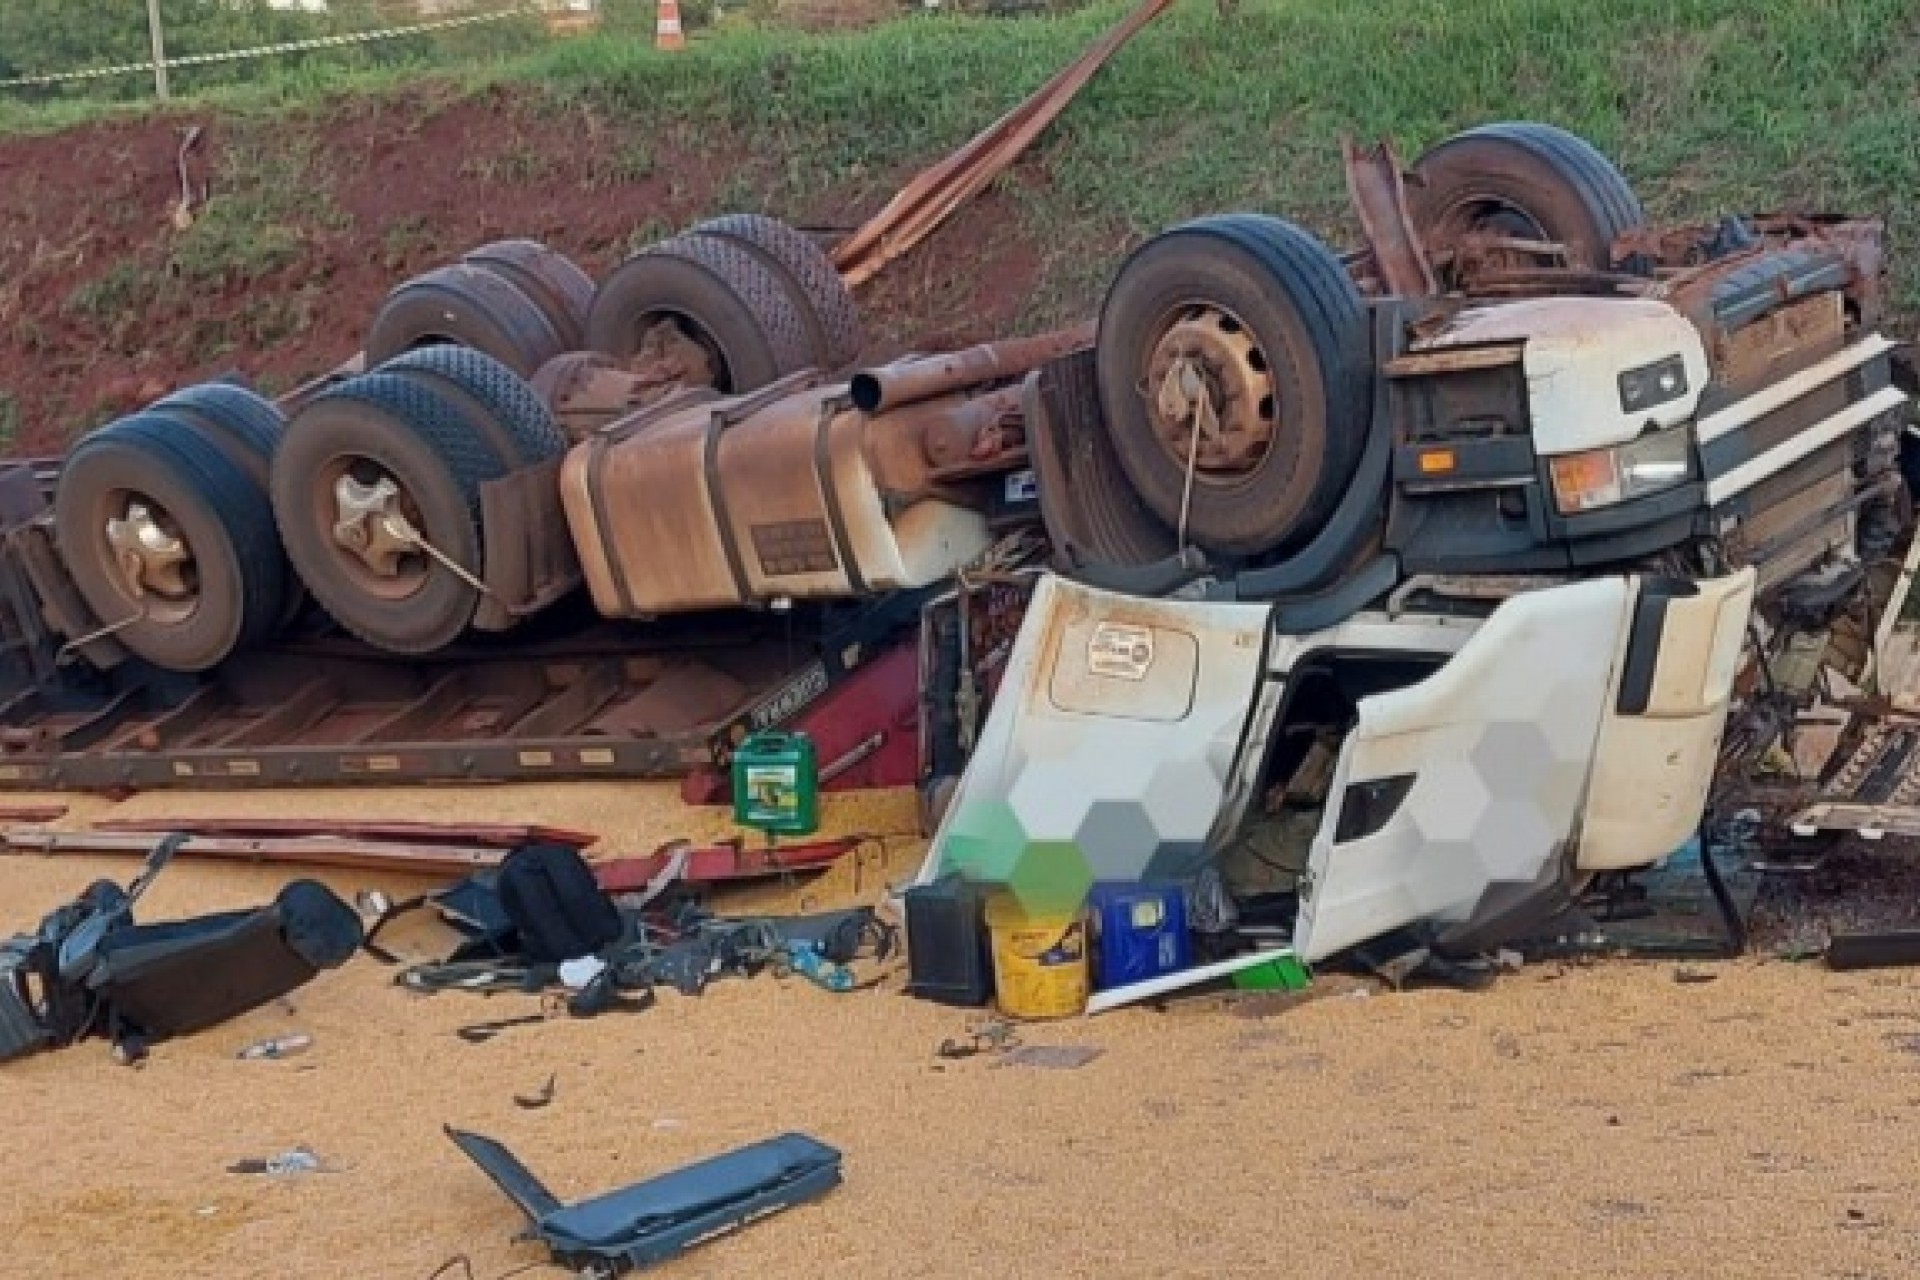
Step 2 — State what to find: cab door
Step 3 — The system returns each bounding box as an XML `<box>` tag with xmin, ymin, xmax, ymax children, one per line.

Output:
<box><xmin>1292</xmin><ymin>577</ymin><xmax>1643</xmax><ymax>963</ymax></box>
<box><xmin>916</xmin><ymin>573</ymin><xmax>1270</xmax><ymax>898</ymax></box>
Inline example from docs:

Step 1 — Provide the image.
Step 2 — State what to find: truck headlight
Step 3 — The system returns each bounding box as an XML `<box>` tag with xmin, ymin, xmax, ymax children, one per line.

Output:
<box><xmin>1547</xmin><ymin>427</ymin><xmax>1693</xmax><ymax>514</ymax></box>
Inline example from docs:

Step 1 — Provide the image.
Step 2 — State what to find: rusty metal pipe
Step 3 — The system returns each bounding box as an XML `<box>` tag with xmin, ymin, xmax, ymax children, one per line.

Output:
<box><xmin>920</xmin><ymin>385</ymin><xmax>1025</xmax><ymax>471</ymax></box>
<box><xmin>849</xmin><ymin>322</ymin><xmax>1095</xmax><ymax>414</ymax></box>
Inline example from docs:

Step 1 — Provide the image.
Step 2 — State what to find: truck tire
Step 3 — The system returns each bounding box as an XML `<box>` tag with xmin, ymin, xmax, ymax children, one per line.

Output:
<box><xmin>152</xmin><ymin>381</ymin><xmax>309</xmax><ymax>628</ymax></box>
<box><xmin>1094</xmin><ymin>213</ymin><xmax>1373</xmax><ymax>557</ymax></box>
<box><xmin>688</xmin><ymin>214</ymin><xmax>863</xmax><ymax>368</ymax></box>
<box><xmin>55</xmin><ymin>413</ymin><xmax>287</xmax><ymax>672</ymax></box>
<box><xmin>273</xmin><ymin>373</ymin><xmax>508</xmax><ymax>655</ymax></box>
<box><xmin>585</xmin><ymin>234</ymin><xmax>815</xmax><ymax>393</ymax></box>
<box><xmin>1408</xmin><ymin>122</ymin><xmax>1646</xmax><ymax>276</ymax></box>
<box><xmin>381</xmin><ymin>346</ymin><xmax>568</xmax><ymax>465</ymax></box>
<box><xmin>152</xmin><ymin>383</ymin><xmax>285</xmax><ymax>488</ymax></box>
<box><xmin>462</xmin><ymin>240</ymin><xmax>595</xmax><ymax>351</ymax></box>
<box><xmin>365</xmin><ymin>264</ymin><xmax>570</xmax><ymax>378</ymax></box>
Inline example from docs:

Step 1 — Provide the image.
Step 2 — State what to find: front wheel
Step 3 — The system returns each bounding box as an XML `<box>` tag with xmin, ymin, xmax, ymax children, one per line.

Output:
<box><xmin>1093</xmin><ymin>214</ymin><xmax>1374</xmax><ymax>557</ymax></box>
<box><xmin>1408</xmin><ymin>121</ymin><xmax>1647</xmax><ymax>280</ymax></box>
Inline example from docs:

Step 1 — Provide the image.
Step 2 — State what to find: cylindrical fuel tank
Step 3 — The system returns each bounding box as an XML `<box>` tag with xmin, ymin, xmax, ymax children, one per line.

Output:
<box><xmin>559</xmin><ymin>376</ymin><xmax>993</xmax><ymax>617</ymax></box>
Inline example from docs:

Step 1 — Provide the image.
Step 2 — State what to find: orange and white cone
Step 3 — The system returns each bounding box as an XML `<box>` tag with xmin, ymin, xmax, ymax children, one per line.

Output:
<box><xmin>655</xmin><ymin>0</ymin><xmax>686</xmax><ymax>50</ymax></box>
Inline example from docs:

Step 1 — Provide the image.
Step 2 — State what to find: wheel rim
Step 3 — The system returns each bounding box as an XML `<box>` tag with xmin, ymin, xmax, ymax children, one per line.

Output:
<box><xmin>101</xmin><ymin>492</ymin><xmax>199</xmax><ymax>624</ymax></box>
<box><xmin>1141</xmin><ymin>303</ymin><xmax>1278</xmax><ymax>483</ymax></box>
<box><xmin>628</xmin><ymin>313</ymin><xmax>724</xmax><ymax>391</ymax></box>
<box><xmin>317</xmin><ymin>456</ymin><xmax>431</xmax><ymax>601</ymax></box>
<box><xmin>1426</xmin><ymin>194</ymin><xmax>1554</xmax><ymax>273</ymax></box>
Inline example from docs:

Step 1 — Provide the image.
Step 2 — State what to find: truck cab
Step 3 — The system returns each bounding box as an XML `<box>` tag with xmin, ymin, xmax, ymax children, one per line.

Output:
<box><xmin>922</xmin><ymin>125</ymin><xmax>1914</xmax><ymax>967</ymax></box>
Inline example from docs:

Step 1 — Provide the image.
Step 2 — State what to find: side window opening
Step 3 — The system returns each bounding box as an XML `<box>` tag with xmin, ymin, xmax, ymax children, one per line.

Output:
<box><xmin>1217</xmin><ymin>652</ymin><xmax>1446</xmax><ymax>934</ymax></box>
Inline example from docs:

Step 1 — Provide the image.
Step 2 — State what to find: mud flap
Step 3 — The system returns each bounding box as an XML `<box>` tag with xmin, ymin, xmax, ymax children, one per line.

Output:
<box><xmin>473</xmin><ymin>458</ymin><xmax>582</xmax><ymax>633</ymax></box>
<box><xmin>1292</xmin><ymin>577</ymin><xmax>1640</xmax><ymax>964</ymax></box>
<box><xmin>915</xmin><ymin>574</ymin><xmax>1270</xmax><ymax>895</ymax></box>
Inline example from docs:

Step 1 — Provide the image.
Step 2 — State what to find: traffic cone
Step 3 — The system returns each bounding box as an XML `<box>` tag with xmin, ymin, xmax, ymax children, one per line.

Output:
<box><xmin>655</xmin><ymin>0</ymin><xmax>686</xmax><ymax>50</ymax></box>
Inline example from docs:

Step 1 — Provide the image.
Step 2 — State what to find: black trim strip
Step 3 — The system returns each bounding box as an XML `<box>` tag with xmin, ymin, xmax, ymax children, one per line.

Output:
<box><xmin>1269</xmin><ymin>555</ymin><xmax>1400</xmax><ymax>633</ymax></box>
<box><xmin>1615</xmin><ymin>577</ymin><xmax>1698</xmax><ymax>715</ymax></box>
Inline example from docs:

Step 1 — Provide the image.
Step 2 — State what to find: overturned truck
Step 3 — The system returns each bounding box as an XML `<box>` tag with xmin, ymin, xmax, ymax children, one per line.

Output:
<box><xmin>0</xmin><ymin>123</ymin><xmax>1913</xmax><ymax>963</ymax></box>
<box><xmin>912</xmin><ymin>124</ymin><xmax>1917</xmax><ymax>963</ymax></box>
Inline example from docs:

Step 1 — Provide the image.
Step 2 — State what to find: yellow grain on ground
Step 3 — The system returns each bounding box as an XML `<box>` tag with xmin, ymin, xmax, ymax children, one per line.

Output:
<box><xmin>8</xmin><ymin>780</ymin><xmax>923</xmax><ymax>859</ymax></box>
<box><xmin>1</xmin><ymin>792</ymin><xmax>1917</xmax><ymax>1278</ymax></box>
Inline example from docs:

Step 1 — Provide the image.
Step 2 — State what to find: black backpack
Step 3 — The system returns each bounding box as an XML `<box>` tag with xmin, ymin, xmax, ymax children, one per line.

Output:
<box><xmin>496</xmin><ymin>843</ymin><xmax>624</xmax><ymax>966</ymax></box>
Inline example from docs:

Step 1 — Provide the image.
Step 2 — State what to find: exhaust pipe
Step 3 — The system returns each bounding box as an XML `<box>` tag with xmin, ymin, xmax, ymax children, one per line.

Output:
<box><xmin>849</xmin><ymin>322</ymin><xmax>1095</xmax><ymax>414</ymax></box>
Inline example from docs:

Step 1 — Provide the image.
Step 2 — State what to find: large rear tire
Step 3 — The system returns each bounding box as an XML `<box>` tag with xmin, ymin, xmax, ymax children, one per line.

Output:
<box><xmin>273</xmin><ymin>373</ymin><xmax>508</xmax><ymax>655</ymax></box>
<box><xmin>1408</xmin><ymin>122</ymin><xmax>1646</xmax><ymax>278</ymax></box>
<box><xmin>365</xmin><ymin>264</ymin><xmax>569</xmax><ymax>378</ymax></box>
<box><xmin>151</xmin><ymin>381</ymin><xmax>310</xmax><ymax>628</ymax></box>
<box><xmin>461</xmin><ymin>240</ymin><xmax>595</xmax><ymax>352</ymax></box>
<box><xmin>55</xmin><ymin>413</ymin><xmax>287</xmax><ymax>672</ymax></box>
<box><xmin>585</xmin><ymin>234</ymin><xmax>816</xmax><ymax>393</ymax></box>
<box><xmin>688</xmin><ymin>214</ymin><xmax>863</xmax><ymax>368</ymax></box>
<box><xmin>380</xmin><ymin>346</ymin><xmax>567</xmax><ymax>465</ymax></box>
<box><xmin>151</xmin><ymin>382</ymin><xmax>285</xmax><ymax>488</ymax></box>
<box><xmin>1094</xmin><ymin>214</ymin><xmax>1373</xmax><ymax>557</ymax></box>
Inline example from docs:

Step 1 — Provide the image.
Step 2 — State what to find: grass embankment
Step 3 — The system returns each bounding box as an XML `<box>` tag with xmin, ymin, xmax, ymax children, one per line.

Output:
<box><xmin>0</xmin><ymin>0</ymin><xmax>1916</xmax><ymax>444</ymax></box>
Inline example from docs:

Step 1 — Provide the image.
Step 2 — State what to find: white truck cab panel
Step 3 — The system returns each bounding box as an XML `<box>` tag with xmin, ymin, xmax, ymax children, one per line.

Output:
<box><xmin>917</xmin><ymin>566</ymin><xmax>1762</xmax><ymax>965</ymax></box>
<box><xmin>1417</xmin><ymin>298</ymin><xmax>1711</xmax><ymax>455</ymax></box>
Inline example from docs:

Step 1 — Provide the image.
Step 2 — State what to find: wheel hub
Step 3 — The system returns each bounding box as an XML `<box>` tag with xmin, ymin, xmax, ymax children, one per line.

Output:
<box><xmin>104</xmin><ymin>500</ymin><xmax>193</xmax><ymax>601</ymax></box>
<box><xmin>331</xmin><ymin>473</ymin><xmax>419</xmax><ymax>577</ymax></box>
<box><xmin>1432</xmin><ymin>199</ymin><xmax>1556</xmax><ymax>277</ymax></box>
<box><xmin>1145</xmin><ymin>308</ymin><xmax>1275</xmax><ymax>477</ymax></box>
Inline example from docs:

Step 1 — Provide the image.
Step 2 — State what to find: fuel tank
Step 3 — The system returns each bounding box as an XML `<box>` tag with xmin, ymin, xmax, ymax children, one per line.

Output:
<box><xmin>558</xmin><ymin>375</ymin><xmax>994</xmax><ymax>618</ymax></box>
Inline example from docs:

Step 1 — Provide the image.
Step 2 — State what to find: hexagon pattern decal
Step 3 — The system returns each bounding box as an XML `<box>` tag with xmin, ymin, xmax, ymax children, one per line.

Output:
<box><xmin>940</xmin><ymin>728</ymin><xmax>1234</xmax><ymax>915</ymax></box>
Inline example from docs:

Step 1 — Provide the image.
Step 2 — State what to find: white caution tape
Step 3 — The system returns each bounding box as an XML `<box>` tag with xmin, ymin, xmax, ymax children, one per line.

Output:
<box><xmin>0</xmin><ymin>8</ymin><xmax>527</xmax><ymax>90</ymax></box>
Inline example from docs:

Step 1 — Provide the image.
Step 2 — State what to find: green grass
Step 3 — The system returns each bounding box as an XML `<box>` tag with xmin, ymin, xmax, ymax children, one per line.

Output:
<box><xmin>4</xmin><ymin>0</ymin><xmax>1920</xmax><ymax>321</ymax></box>
<box><xmin>168</xmin><ymin>135</ymin><xmax>346</xmax><ymax>287</ymax></box>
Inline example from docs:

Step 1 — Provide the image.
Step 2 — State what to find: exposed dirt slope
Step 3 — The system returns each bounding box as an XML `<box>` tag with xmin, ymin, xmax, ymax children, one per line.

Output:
<box><xmin>0</xmin><ymin>88</ymin><xmax>1044</xmax><ymax>455</ymax></box>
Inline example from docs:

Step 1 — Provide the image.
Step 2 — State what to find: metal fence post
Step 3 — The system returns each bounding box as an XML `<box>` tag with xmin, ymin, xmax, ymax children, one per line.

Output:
<box><xmin>145</xmin><ymin>0</ymin><xmax>170</xmax><ymax>100</ymax></box>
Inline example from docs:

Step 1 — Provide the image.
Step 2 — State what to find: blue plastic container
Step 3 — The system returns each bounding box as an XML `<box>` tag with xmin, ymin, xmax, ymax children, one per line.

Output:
<box><xmin>1087</xmin><ymin>882</ymin><xmax>1190</xmax><ymax>991</ymax></box>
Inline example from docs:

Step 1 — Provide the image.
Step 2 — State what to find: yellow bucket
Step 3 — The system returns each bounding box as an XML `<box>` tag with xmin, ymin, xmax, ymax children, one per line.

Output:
<box><xmin>985</xmin><ymin>893</ymin><xmax>1089</xmax><ymax>1020</ymax></box>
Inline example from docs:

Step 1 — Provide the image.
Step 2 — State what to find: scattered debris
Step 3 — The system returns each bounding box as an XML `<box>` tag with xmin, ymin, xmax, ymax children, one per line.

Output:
<box><xmin>1826</xmin><ymin>928</ymin><xmax>1920</xmax><ymax>971</ymax></box>
<box><xmin>830</xmin><ymin>0</ymin><xmax>1174</xmax><ymax>287</ymax></box>
<box><xmin>0</xmin><ymin>805</ymin><xmax>66</xmax><ymax>823</ymax></box>
<box><xmin>3</xmin><ymin>826</ymin><xmax>503</xmax><ymax>877</ymax></box>
<box><xmin>92</xmin><ymin>817</ymin><xmax>598</xmax><ymax>849</ymax></box>
<box><xmin>513</xmin><ymin>1074</ymin><xmax>558</xmax><ymax>1110</ymax></box>
<box><xmin>0</xmin><ymin>833</ymin><xmax>361</xmax><ymax>1066</ymax></box>
<box><xmin>227</xmin><ymin>1147</ymin><xmax>324</xmax><ymax>1177</ymax></box>
<box><xmin>1085</xmin><ymin>949</ymin><xmax>1310</xmax><ymax>1016</ymax></box>
<box><xmin>998</xmin><ymin>1044</ymin><xmax>1104</xmax><ymax>1071</ymax></box>
<box><xmin>936</xmin><ymin>1019</ymin><xmax>1022</xmax><ymax>1060</ymax></box>
<box><xmin>237</xmin><ymin>1033</ymin><xmax>313</xmax><ymax>1061</ymax></box>
<box><xmin>1672</xmin><ymin>966</ymin><xmax>1720</xmax><ymax>985</ymax></box>
<box><xmin>169</xmin><ymin>125</ymin><xmax>204</xmax><ymax>231</ymax></box>
<box><xmin>445</xmin><ymin>1127</ymin><xmax>842</xmax><ymax>1273</ymax></box>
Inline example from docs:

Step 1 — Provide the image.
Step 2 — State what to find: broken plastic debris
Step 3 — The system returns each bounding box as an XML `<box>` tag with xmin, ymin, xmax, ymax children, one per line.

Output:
<box><xmin>237</xmin><ymin>1033</ymin><xmax>312</xmax><ymax>1061</ymax></box>
<box><xmin>513</xmin><ymin>1074</ymin><xmax>558</xmax><ymax>1110</ymax></box>
<box><xmin>227</xmin><ymin>1147</ymin><xmax>322</xmax><ymax>1177</ymax></box>
<box><xmin>559</xmin><ymin>955</ymin><xmax>608</xmax><ymax>990</ymax></box>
